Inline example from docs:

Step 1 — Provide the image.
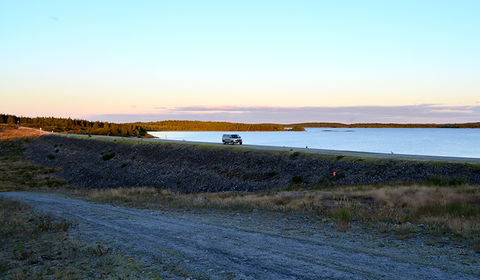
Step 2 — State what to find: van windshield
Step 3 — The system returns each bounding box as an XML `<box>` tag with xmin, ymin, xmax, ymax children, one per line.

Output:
<box><xmin>231</xmin><ymin>135</ymin><xmax>240</xmax><ymax>138</ymax></box>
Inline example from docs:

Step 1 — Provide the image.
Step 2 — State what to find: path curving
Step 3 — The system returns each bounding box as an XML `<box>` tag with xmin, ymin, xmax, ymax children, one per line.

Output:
<box><xmin>1</xmin><ymin>192</ymin><xmax>478</xmax><ymax>279</ymax></box>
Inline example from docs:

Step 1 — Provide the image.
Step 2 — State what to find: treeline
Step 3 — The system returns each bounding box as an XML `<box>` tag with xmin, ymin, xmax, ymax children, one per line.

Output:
<box><xmin>291</xmin><ymin>122</ymin><xmax>480</xmax><ymax>129</ymax></box>
<box><xmin>0</xmin><ymin>114</ymin><xmax>151</xmax><ymax>137</ymax></box>
<box><xmin>140</xmin><ymin>120</ymin><xmax>295</xmax><ymax>131</ymax></box>
<box><xmin>3</xmin><ymin>113</ymin><xmax>477</xmax><ymax>137</ymax></box>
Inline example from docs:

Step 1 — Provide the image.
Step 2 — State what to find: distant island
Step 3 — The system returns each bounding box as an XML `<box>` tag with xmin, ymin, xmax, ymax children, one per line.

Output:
<box><xmin>292</xmin><ymin>122</ymin><xmax>480</xmax><ymax>129</ymax></box>
<box><xmin>1</xmin><ymin>114</ymin><xmax>479</xmax><ymax>138</ymax></box>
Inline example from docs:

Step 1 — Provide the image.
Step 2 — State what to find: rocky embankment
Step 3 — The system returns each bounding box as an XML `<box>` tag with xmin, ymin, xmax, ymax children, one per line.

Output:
<box><xmin>24</xmin><ymin>135</ymin><xmax>480</xmax><ymax>193</ymax></box>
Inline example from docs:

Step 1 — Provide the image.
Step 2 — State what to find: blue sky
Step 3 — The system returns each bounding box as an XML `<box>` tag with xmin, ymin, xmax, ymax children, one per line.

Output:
<box><xmin>1</xmin><ymin>1</ymin><xmax>479</xmax><ymax>123</ymax></box>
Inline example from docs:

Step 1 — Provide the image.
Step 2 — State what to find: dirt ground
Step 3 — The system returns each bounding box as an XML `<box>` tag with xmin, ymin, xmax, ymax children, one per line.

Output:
<box><xmin>0</xmin><ymin>126</ymin><xmax>43</xmax><ymax>140</ymax></box>
<box><xmin>1</xmin><ymin>192</ymin><xmax>479</xmax><ymax>279</ymax></box>
<box><xmin>2</xmin><ymin>128</ymin><xmax>480</xmax><ymax>279</ymax></box>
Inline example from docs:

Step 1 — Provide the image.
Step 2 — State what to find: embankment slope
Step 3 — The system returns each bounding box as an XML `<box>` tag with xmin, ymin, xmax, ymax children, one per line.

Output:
<box><xmin>24</xmin><ymin>135</ymin><xmax>480</xmax><ymax>192</ymax></box>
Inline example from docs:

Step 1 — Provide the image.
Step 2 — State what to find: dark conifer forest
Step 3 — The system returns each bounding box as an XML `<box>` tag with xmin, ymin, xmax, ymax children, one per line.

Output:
<box><xmin>0</xmin><ymin>114</ymin><xmax>151</xmax><ymax>137</ymax></box>
<box><xmin>1</xmin><ymin>114</ymin><xmax>478</xmax><ymax>138</ymax></box>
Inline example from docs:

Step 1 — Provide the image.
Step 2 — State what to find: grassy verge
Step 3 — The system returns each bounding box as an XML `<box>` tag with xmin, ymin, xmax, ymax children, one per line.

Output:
<box><xmin>0</xmin><ymin>197</ymin><xmax>133</xmax><ymax>279</ymax></box>
<box><xmin>70</xmin><ymin>183</ymin><xmax>480</xmax><ymax>250</ymax></box>
<box><xmin>0</xmin><ymin>138</ymin><xmax>68</xmax><ymax>192</ymax></box>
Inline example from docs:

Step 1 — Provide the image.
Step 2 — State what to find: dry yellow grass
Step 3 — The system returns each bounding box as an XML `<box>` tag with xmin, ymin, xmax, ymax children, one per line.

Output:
<box><xmin>73</xmin><ymin>183</ymin><xmax>480</xmax><ymax>245</ymax></box>
<box><xmin>0</xmin><ymin>126</ymin><xmax>42</xmax><ymax>140</ymax></box>
<box><xmin>357</xmin><ymin>185</ymin><xmax>479</xmax><ymax>210</ymax></box>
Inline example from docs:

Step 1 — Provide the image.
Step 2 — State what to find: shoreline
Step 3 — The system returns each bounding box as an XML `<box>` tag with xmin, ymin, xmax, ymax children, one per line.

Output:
<box><xmin>62</xmin><ymin>134</ymin><xmax>480</xmax><ymax>163</ymax></box>
<box><xmin>146</xmin><ymin>138</ymin><xmax>480</xmax><ymax>163</ymax></box>
<box><xmin>10</xmin><ymin>126</ymin><xmax>479</xmax><ymax>162</ymax></box>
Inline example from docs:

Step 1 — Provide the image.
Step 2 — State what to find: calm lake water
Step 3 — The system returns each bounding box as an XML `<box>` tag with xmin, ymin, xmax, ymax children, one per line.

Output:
<box><xmin>149</xmin><ymin>128</ymin><xmax>480</xmax><ymax>159</ymax></box>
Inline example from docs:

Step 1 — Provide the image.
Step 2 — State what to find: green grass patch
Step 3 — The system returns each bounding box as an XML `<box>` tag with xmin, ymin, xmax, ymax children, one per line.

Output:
<box><xmin>418</xmin><ymin>203</ymin><xmax>480</xmax><ymax>217</ymax></box>
<box><xmin>0</xmin><ymin>139</ymin><xmax>68</xmax><ymax>192</ymax></box>
<box><xmin>425</xmin><ymin>176</ymin><xmax>469</xmax><ymax>187</ymax></box>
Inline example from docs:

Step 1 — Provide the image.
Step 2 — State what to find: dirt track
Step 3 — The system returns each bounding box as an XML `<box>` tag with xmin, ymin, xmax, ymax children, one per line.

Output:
<box><xmin>1</xmin><ymin>192</ymin><xmax>479</xmax><ymax>279</ymax></box>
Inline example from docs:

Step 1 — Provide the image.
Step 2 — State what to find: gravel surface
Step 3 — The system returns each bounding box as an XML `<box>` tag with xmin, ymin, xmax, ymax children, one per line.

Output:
<box><xmin>23</xmin><ymin>135</ymin><xmax>480</xmax><ymax>193</ymax></box>
<box><xmin>1</xmin><ymin>192</ymin><xmax>479</xmax><ymax>279</ymax></box>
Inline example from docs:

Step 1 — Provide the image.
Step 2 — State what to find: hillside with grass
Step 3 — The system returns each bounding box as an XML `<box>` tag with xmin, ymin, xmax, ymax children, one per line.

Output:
<box><xmin>1</xmin><ymin>127</ymin><xmax>480</xmax><ymax>278</ymax></box>
<box><xmin>21</xmin><ymin>133</ymin><xmax>480</xmax><ymax>244</ymax></box>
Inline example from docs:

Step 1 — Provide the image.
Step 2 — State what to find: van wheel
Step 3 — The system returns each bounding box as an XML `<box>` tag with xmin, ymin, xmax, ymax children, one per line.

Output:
<box><xmin>223</xmin><ymin>141</ymin><xmax>226</xmax><ymax>145</ymax></box>
<box><xmin>239</xmin><ymin>143</ymin><xmax>242</xmax><ymax>145</ymax></box>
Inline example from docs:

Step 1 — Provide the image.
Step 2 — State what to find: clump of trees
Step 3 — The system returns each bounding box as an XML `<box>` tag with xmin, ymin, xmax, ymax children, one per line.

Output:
<box><xmin>1</xmin><ymin>115</ymin><xmax>304</xmax><ymax>137</ymax></box>
<box><xmin>140</xmin><ymin>120</ymin><xmax>291</xmax><ymax>131</ymax></box>
<box><xmin>0</xmin><ymin>114</ymin><xmax>151</xmax><ymax>138</ymax></box>
<box><xmin>286</xmin><ymin>126</ymin><xmax>305</xmax><ymax>131</ymax></box>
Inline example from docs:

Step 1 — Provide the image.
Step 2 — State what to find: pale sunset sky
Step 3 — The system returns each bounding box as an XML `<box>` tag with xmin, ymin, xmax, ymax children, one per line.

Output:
<box><xmin>1</xmin><ymin>1</ymin><xmax>479</xmax><ymax>123</ymax></box>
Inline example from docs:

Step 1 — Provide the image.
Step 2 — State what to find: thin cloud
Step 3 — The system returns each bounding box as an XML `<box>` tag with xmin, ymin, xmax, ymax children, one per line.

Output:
<box><xmin>172</xmin><ymin>106</ymin><xmax>299</xmax><ymax>112</ymax></box>
<box><xmin>85</xmin><ymin>104</ymin><xmax>480</xmax><ymax>124</ymax></box>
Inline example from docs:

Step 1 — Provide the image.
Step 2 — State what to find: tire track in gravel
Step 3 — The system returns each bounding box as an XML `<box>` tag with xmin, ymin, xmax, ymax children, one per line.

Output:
<box><xmin>1</xmin><ymin>192</ymin><xmax>478</xmax><ymax>280</ymax></box>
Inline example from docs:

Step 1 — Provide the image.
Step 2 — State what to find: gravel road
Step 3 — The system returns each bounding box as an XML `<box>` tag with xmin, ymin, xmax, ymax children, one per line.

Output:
<box><xmin>62</xmin><ymin>133</ymin><xmax>480</xmax><ymax>162</ymax></box>
<box><xmin>142</xmin><ymin>138</ymin><xmax>480</xmax><ymax>163</ymax></box>
<box><xmin>2</xmin><ymin>192</ymin><xmax>479</xmax><ymax>279</ymax></box>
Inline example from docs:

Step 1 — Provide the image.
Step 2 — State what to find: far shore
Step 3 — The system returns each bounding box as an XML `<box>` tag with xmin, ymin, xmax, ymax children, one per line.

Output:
<box><xmin>4</xmin><ymin>126</ymin><xmax>479</xmax><ymax>163</ymax></box>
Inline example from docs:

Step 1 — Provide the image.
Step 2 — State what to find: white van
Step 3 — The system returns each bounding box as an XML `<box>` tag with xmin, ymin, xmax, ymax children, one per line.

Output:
<box><xmin>222</xmin><ymin>134</ymin><xmax>242</xmax><ymax>145</ymax></box>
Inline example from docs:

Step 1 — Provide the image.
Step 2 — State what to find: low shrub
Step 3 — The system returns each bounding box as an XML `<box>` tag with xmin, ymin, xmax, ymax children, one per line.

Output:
<box><xmin>102</xmin><ymin>152</ymin><xmax>115</xmax><ymax>161</ymax></box>
<box><xmin>336</xmin><ymin>208</ymin><xmax>350</xmax><ymax>222</ymax></box>
<box><xmin>292</xmin><ymin>176</ymin><xmax>303</xmax><ymax>184</ymax></box>
<box><xmin>267</xmin><ymin>171</ymin><xmax>278</xmax><ymax>177</ymax></box>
